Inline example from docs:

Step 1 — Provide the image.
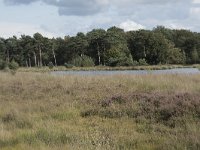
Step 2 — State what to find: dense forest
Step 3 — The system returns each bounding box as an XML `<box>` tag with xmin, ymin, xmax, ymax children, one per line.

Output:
<box><xmin>0</xmin><ymin>26</ymin><xmax>200</xmax><ymax>68</ymax></box>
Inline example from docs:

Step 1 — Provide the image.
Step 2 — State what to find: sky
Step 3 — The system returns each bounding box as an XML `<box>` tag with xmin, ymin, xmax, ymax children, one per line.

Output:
<box><xmin>0</xmin><ymin>0</ymin><xmax>200</xmax><ymax>38</ymax></box>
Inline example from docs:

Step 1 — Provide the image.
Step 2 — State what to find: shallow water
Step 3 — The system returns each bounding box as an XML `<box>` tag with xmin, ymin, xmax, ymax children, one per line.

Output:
<box><xmin>51</xmin><ymin>68</ymin><xmax>200</xmax><ymax>76</ymax></box>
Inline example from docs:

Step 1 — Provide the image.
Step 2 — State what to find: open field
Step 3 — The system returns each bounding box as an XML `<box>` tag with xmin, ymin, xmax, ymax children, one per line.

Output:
<box><xmin>0</xmin><ymin>72</ymin><xmax>200</xmax><ymax>149</ymax></box>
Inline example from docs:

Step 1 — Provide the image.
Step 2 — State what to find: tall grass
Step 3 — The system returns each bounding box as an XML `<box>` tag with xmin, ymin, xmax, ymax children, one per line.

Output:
<box><xmin>0</xmin><ymin>72</ymin><xmax>199</xmax><ymax>149</ymax></box>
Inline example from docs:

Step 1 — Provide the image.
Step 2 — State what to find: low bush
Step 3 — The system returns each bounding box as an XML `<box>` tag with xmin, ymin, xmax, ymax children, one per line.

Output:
<box><xmin>48</xmin><ymin>62</ymin><xmax>54</xmax><ymax>69</ymax></box>
<box><xmin>0</xmin><ymin>60</ymin><xmax>19</xmax><ymax>71</ymax></box>
<box><xmin>70</xmin><ymin>55</ymin><xmax>94</xmax><ymax>67</ymax></box>
<box><xmin>81</xmin><ymin>93</ymin><xmax>200</xmax><ymax>127</ymax></box>
<box><xmin>9</xmin><ymin>60</ymin><xmax>19</xmax><ymax>70</ymax></box>
<box><xmin>138</xmin><ymin>59</ymin><xmax>148</xmax><ymax>66</ymax></box>
<box><xmin>0</xmin><ymin>59</ymin><xmax>8</xmax><ymax>70</ymax></box>
<box><xmin>132</xmin><ymin>61</ymin><xmax>139</xmax><ymax>66</ymax></box>
<box><xmin>107</xmin><ymin>55</ymin><xmax>133</xmax><ymax>67</ymax></box>
<box><xmin>64</xmin><ymin>63</ymin><xmax>74</xmax><ymax>68</ymax></box>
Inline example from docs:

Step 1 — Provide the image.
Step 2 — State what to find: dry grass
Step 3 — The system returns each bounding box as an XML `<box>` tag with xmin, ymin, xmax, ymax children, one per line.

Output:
<box><xmin>0</xmin><ymin>72</ymin><xmax>199</xmax><ymax>150</ymax></box>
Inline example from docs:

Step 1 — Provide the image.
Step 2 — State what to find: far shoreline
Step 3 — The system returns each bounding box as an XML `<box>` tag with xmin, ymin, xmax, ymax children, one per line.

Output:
<box><xmin>17</xmin><ymin>64</ymin><xmax>200</xmax><ymax>73</ymax></box>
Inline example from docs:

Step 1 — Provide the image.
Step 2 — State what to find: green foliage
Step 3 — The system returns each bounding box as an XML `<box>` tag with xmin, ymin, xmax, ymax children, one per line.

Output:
<box><xmin>0</xmin><ymin>60</ymin><xmax>19</xmax><ymax>72</ymax></box>
<box><xmin>87</xmin><ymin>29</ymin><xmax>107</xmax><ymax>65</ymax></box>
<box><xmin>48</xmin><ymin>62</ymin><xmax>54</xmax><ymax>69</ymax></box>
<box><xmin>138</xmin><ymin>59</ymin><xmax>148</xmax><ymax>66</ymax></box>
<box><xmin>191</xmin><ymin>49</ymin><xmax>199</xmax><ymax>64</ymax></box>
<box><xmin>131</xmin><ymin>59</ymin><xmax>148</xmax><ymax>66</ymax></box>
<box><xmin>9</xmin><ymin>60</ymin><xmax>19</xmax><ymax>71</ymax></box>
<box><xmin>64</xmin><ymin>63</ymin><xmax>73</xmax><ymax>68</ymax></box>
<box><xmin>167</xmin><ymin>48</ymin><xmax>186</xmax><ymax>64</ymax></box>
<box><xmin>120</xmin><ymin>55</ymin><xmax>134</xmax><ymax>66</ymax></box>
<box><xmin>105</xmin><ymin>27</ymin><xmax>133</xmax><ymax>67</ymax></box>
<box><xmin>0</xmin><ymin>26</ymin><xmax>200</xmax><ymax>68</ymax></box>
<box><xmin>70</xmin><ymin>55</ymin><xmax>95</xmax><ymax>67</ymax></box>
<box><xmin>70</xmin><ymin>56</ymin><xmax>82</xmax><ymax>67</ymax></box>
<box><xmin>107</xmin><ymin>57</ymin><xmax>119</xmax><ymax>67</ymax></box>
<box><xmin>107</xmin><ymin>55</ymin><xmax>133</xmax><ymax>67</ymax></box>
<box><xmin>0</xmin><ymin>59</ymin><xmax>8</xmax><ymax>70</ymax></box>
<box><xmin>132</xmin><ymin>60</ymin><xmax>139</xmax><ymax>66</ymax></box>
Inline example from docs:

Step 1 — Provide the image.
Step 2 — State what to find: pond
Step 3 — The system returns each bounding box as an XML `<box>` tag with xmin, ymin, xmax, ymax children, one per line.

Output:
<box><xmin>51</xmin><ymin>68</ymin><xmax>200</xmax><ymax>76</ymax></box>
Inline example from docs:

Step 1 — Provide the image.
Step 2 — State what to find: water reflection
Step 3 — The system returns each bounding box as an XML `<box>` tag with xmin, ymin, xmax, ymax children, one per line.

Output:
<box><xmin>51</xmin><ymin>68</ymin><xmax>200</xmax><ymax>76</ymax></box>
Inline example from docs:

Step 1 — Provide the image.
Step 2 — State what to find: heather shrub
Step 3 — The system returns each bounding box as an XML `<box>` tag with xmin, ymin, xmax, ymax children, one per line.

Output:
<box><xmin>81</xmin><ymin>93</ymin><xmax>200</xmax><ymax>127</ymax></box>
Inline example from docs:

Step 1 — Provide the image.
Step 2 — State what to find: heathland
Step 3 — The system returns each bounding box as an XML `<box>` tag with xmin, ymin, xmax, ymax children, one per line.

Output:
<box><xmin>0</xmin><ymin>72</ymin><xmax>199</xmax><ymax>150</ymax></box>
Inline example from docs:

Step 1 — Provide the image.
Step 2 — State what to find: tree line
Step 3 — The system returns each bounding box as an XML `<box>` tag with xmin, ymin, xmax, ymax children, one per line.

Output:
<box><xmin>0</xmin><ymin>26</ymin><xmax>200</xmax><ymax>68</ymax></box>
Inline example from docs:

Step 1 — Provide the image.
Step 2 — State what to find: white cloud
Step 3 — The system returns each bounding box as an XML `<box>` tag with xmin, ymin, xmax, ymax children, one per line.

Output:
<box><xmin>190</xmin><ymin>7</ymin><xmax>200</xmax><ymax>14</ymax></box>
<box><xmin>0</xmin><ymin>22</ymin><xmax>54</xmax><ymax>38</ymax></box>
<box><xmin>2</xmin><ymin>0</ymin><xmax>200</xmax><ymax>36</ymax></box>
<box><xmin>119</xmin><ymin>20</ymin><xmax>145</xmax><ymax>31</ymax></box>
<box><xmin>193</xmin><ymin>0</ymin><xmax>200</xmax><ymax>4</ymax></box>
<box><xmin>167</xmin><ymin>23</ymin><xmax>189</xmax><ymax>30</ymax></box>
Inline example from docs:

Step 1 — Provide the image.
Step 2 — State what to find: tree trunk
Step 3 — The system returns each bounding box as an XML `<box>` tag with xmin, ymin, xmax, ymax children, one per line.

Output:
<box><xmin>143</xmin><ymin>46</ymin><xmax>146</xmax><ymax>58</ymax></box>
<box><xmin>33</xmin><ymin>51</ymin><xmax>37</xmax><ymax>67</ymax></box>
<box><xmin>6</xmin><ymin>49</ymin><xmax>10</xmax><ymax>63</ymax></box>
<box><xmin>26</xmin><ymin>60</ymin><xmax>28</xmax><ymax>67</ymax></box>
<box><xmin>103</xmin><ymin>45</ymin><xmax>106</xmax><ymax>66</ymax></box>
<box><xmin>39</xmin><ymin>45</ymin><xmax>42</xmax><ymax>67</ymax></box>
<box><xmin>52</xmin><ymin>48</ymin><xmax>57</xmax><ymax>66</ymax></box>
<box><xmin>29</xmin><ymin>57</ymin><xmax>31</xmax><ymax>67</ymax></box>
<box><xmin>97</xmin><ymin>42</ymin><xmax>101</xmax><ymax>65</ymax></box>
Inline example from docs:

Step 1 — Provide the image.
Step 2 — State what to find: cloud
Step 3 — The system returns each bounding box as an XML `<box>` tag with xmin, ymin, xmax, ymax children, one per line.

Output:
<box><xmin>0</xmin><ymin>22</ymin><xmax>54</xmax><ymax>38</ymax></box>
<box><xmin>4</xmin><ymin>0</ymin><xmax>192</xmax><ymax>16</ymax></box>
<box><xmin>119</xmin><ymin>20</ymin><xmax>145</xmax><ymax>31</ymax></box>
<box><xmin>193</xmin><ymin>0</ymin><xmax>200</xmax><ymax>4</ymax></box>
<box><xmin>57</xmin><ymin>1</ymin><xmax>101</xmax><ymax>16</ymax></box>
<box><xmin>2</xmin><ymin>0</ymin><xmax>200</xmax><ymax>36</ymax></box>
<box><xmin>4</xmin><ymin>0</ymin><xmax>107</xmax><ymax>16</ymax></box>
<box><xmin>47</xmin><ymin>0</ymin><xmax>107</xmax><ymax>16</ymax></box>
<box><xmin>190</xmin><ymin>7</ymin><xmax>200</xmax><ymax>15</ymax></box>
<box><xmin>4</xmin><ymin>0</ymin><xmax>38</xmax><ymax>5</ymax></box>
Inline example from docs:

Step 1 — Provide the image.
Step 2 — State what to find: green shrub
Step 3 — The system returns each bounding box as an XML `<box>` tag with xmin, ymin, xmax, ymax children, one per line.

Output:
<box><xmin>70</xmin><ymin>55</ymin><xmax>94</xmax><ymax>67</ymax></box>
<box><xmin>9</xmin><ymin>60</ymin><xmax>19</xmax><ymax>70</ymax></box>
<box><xmin>107</xmin><ymin>55</ymin><xmax>133</xmax><ymax>67</ymax></box>
<box><xmin>138</xmin><ymin>59</ymin><xmax>148</xmax><ymax>66</ymax></box>
<box><xmin>48</xmin><ymin>62</ymin><xmax>54</xmax><ymax>69</ymax></box>
<box><xmin>0</xmin><ymin>59</ymin><xmax>8</xmax><ymax>70</ymax></box>
<box><xmin>133</xmin><ymin>61</ymin><xmax>139</xmax><ymax>66</ymax></box>
<box><xmin>64</xmin><ymin>63</ymin><xmax>73</xmax><ymax>68</ymax></box>
<box><xmin>107</xmin><ymin>57</ymin><xmax>119</xmax><ymax>67</ymax></box>
<box><xmin>70</xmin><ymin>56</ymin><xmax>82</xmax><ymax>67</ymax></box>
<box><xmin>81</xmin><ymin>55</ymin><xmax>95</xmax><ymax>67</ymax></box>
